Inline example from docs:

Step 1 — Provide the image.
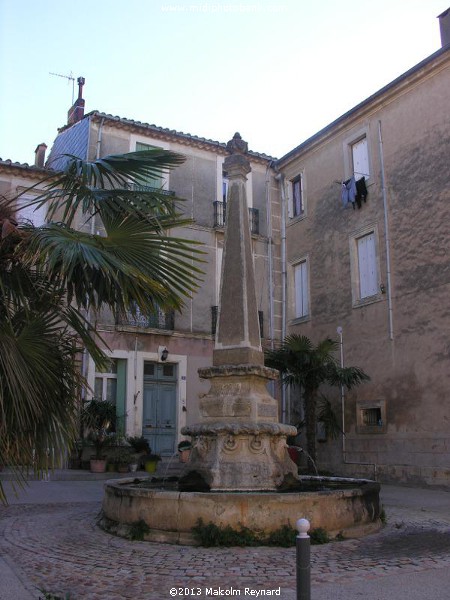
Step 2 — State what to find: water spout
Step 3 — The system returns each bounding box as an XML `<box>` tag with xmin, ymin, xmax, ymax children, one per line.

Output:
<box><xmin>161</xmin><ymin>451</ymin><xmax>179</xmax><ymax>486</ymax></box>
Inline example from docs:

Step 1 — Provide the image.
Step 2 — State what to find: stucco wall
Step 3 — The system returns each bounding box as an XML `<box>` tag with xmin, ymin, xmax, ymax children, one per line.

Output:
<box><xmin>281</xmin><ymin>54</ymin><xmax>450</xmax><ymax>486</ymax></box>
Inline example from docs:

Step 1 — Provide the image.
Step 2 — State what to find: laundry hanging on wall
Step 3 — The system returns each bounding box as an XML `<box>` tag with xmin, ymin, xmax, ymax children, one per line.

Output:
<box><xmin>341</xmin><ymin>176</ymin><xmax>368</xmax><ymax>209</ymax></box>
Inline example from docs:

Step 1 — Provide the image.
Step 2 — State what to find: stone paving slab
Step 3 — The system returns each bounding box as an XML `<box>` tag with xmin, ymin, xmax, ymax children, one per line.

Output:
<box><xmin>0</xmin><ymin>482</ymin><xmax>449</xmax><ymax>599</ymax></box>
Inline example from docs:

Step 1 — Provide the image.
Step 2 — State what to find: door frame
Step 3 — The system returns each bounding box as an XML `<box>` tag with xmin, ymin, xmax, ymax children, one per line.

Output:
<box><xmin>87</xmin><ymin>350</ymin><xmax>187</xmax><ymax>441</ymax></box>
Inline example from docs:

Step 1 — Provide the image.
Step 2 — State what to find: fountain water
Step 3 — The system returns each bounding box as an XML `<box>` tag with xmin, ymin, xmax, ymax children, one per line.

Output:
<box><xmin>101</xmin><ymin>134</ymin><xmax>381</xmax><ymax>543</ymax></box>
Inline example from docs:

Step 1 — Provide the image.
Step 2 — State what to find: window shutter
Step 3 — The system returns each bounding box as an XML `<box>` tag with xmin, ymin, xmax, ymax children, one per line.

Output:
<box><xmin>294</xmin><ymin>261</ymin><xmax>309</xmax><ymax>318</ymax></box>
<box><xmin>136</xmin><ymin>142</ymin><xmax>162</xmax><ymax>188</ymax></box>
<box><xmin>358</xmin><ymin>233</ymin><xmax>377</xmax><ymax>298</ymax></box>
<box><xmin>352</xmin><ymin>137</ymin><xmax>369</xmax><ymax>179</ymax></box>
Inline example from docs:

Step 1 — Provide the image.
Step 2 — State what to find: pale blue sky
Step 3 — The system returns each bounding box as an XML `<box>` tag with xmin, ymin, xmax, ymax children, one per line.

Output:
<box><xmin>0</xmin><ymin>0</ymin><xmax>447</xmax><ymax>164</ymax></box>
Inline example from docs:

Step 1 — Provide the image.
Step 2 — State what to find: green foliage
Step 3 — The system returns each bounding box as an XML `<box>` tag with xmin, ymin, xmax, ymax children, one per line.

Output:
<box><xmin>178</xmin><ymin>440</ymin><xmax>192</xmax><ymax>451</ymax></box>
<box><xmin>126</xmin><ymin>435</ymin><xmax>151</xmax><ymax>453</ymax></box>
<box><xmin>380</xmin><ymin>506</ymin><xmax>387</xmax><ymax>524</ymax></box>
<box><xmin>265</xmin><ymin>334</ymin><xmax>369</xmax><ymax>471</ymax></box>
<box><xmin>309</xmin><ymin>527</ymin><xmax>330</xmax><ymax>545</ymax></box>
<box><xmin>81</xmin><ymin>399</ymin><xmax>116</xmax><ymax>459</ymax></box>
<box><xmin>39</xmin><ymin>590</ymin><xmax>73</xmax><ymax>600</ymax></box>
<box><xmin>0</xmin><ymin>149</ymin><xmax>204</xmax><ymax>503</ymax></box>
<box><xmin>266</xmin><ymin>525</ymin><xmax>297</xmax><ymax>547</ymax></box>
<box><xmin>317</xmin><ymin>395</ymin><xmax>342</xmax><ymax>440</ymax></box>
<box><xmin>129</xmin><ymin>519</ymin><xmax>150</xmax><ymax>541</ymax></box>
<box><xmin>192</xmin><ymin>519</ymin><xmax>299</xmax><ymax>547</ymax></box>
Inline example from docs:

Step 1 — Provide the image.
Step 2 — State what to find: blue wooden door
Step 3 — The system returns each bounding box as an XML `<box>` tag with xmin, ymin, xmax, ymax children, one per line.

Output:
<box><xmin>142</xmin><ymin>362</ymin><xmax>177</xmax><ymax>456</ymax></box>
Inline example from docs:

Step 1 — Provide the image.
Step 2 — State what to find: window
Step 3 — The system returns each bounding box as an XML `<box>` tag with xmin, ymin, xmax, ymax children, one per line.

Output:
<box><xmin>350</xmin><ymin>226</ymin><xmax>381</xmax><ymax>306</ymax></box>
<box><xmin>16</xmin><ymin>195</ymin><xmax>46</xmax><ymax>226</ymax></box>
<box><xmin>222</xmin><ymin>174</ymin><xmax>229</xmax><ymax>203</ymax></box>
<box><xmin>94</xmin><ymin>360</ymin><xmax>118</xmax><ymax>404</ymax></box>
<box><xmin>136</xmin><ymin>142</ymin><xmax>163</xmax><ymax>188</ymax></box>
<box><xmin>294</xmin><ymin>260</ymin><xmax>309</xmax><ymax>319</ymax></box>
<box><xmin>357</xmin><ymin>400</ymin><xmax>386</xmax><ymax>433</ymax></box>
<box><xmin>290</xmin><ymin>175</ymin><xmax>304</xmax><ymax>218</ymax></box>
<box><xmin>357</xmin><ymin>232</ymin><xmax>378</xmax><ymax>299</ymax></box>
<box><xmin>351</xmin><ymin>137</ymin><xmax>370</xmax><ymax>180</ymax></box>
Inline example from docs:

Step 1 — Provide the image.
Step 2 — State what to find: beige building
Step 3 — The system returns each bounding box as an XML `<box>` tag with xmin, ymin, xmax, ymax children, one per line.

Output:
<box><xmin>276</xmin><ymin>17</ymin><xmax>450</xmax><ymax>486</ymax></box>
<box><xmin>46</xmin><ymin>105</ymin><xmax>283</xmax><ymax>456</ymax></box>
<box><xmin>3</xmin><ymin>10</ymin><xmax>449</xmax><ymax>485</ymax></box>
<box><xmin>0</xmin><ymin>146</ymin><xmax>49</xmax><ymax>227</ymax></box>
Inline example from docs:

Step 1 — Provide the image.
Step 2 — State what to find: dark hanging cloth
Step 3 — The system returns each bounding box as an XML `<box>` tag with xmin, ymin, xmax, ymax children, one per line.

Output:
<box><xmin>355</xmin><ymin>176</ymin><xmax>368</xmax><ymax>209</ymax></box>
<box><xmin>341</xmin><ymin>177</ymin><xmax>357</xmax><ymax>209</ymax></box>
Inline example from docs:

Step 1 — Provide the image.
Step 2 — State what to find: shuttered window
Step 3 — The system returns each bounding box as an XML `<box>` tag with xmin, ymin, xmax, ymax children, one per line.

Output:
<box><xmin>294</xmin><ymin>260</ymin><xmax>309</xmax><ymax>318</ymax></box>
<box><xmin>136</xmin><ymin>142</ymin><xmax>163</xmax><ymax>188</ymax></box>
<box><xmin>357</xmin><ymin>232</ymin><xmax>378</xmax><ymax>298</ymax></box>
<box><xmin>351</xmin><ymin>137</ymin><xmax>370</xmax><ymax>179</ymax></box>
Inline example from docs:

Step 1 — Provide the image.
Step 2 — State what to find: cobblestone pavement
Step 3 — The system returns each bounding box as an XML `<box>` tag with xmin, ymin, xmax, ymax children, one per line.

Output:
<box><xmin>0</xmin><ymin>485</ymin><xmax>450</xmax><ymax>599</ymax></box>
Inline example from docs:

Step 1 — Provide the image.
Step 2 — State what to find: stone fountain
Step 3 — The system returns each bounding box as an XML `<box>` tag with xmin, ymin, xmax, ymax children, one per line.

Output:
<box><xmin>101</xmin><ymin>134</ymin><xmax>381</xmax><ymax>544</ymax></box>
<box><xmin>179</xmin><ymin>132</ymin><xmax>297</xmax><ymax>493</ymax></box>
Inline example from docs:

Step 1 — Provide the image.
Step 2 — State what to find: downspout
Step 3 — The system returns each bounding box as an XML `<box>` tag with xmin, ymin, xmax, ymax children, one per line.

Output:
<box><xmin>265</xmin><ymin>162</ymin><xmax>276</xmax><ymax>398</ymax></box>
<box><xmin>275</xmin><ymin>171</ymin><xmax>288</xmax><ymax>423</ymax></box>
<box><xmin>265</xmin><ymin>162</ymin><xmax>275</xmax><ymax>351</ymax></box>
<box><xmin>378</xmin><ymin>120</ymin><xmax>394</xmax><ymax>341</ymax></box>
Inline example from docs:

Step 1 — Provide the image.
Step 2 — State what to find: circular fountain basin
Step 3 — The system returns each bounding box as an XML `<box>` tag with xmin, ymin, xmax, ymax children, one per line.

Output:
<box><xmin>101</xmin><ymin>476</ymin><xmax>381</xmax><ymax>545</ymax></box>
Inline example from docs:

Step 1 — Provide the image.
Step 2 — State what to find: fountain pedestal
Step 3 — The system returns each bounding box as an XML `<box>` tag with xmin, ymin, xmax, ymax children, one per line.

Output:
<box><xmin>180</xmin><ymin>133</ymin><xmax>297</xmax><ymax>492</ymax></box>
<box><xmin>181</xmin><ymin>365</ymin><xmax>297</xmax><ymax>491</ymax></box>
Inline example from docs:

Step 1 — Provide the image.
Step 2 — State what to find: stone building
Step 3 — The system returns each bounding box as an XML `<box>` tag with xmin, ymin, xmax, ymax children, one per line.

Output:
<box><xmin>45</xmin><ymin>93</ymin><xmax>282</xmax><ymax>456</ymax></box>
<box><xmin>3</xmin><ymin>9</ymin><xmax>449</xmax><ymax>485</ymax></box>
<box><xmin>0</xmin><ymin>145</ymin><xmax>49</xmax><ymax>226</ymax></box>
<box><xmin>275</xmin><ymin>13</ymin><xmax>450</xmax><ymax>485</ymax></box>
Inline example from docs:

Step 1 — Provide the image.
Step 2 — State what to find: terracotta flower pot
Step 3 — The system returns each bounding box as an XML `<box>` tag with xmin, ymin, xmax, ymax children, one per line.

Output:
<box><xmin>90</xmin><ymin>458</ymin><xmax>107</xmax><ymax>473</ymax></box>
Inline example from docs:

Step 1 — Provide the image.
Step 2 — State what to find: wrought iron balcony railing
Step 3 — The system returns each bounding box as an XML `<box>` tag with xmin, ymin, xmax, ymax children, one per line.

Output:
<box><xmin>213</xmin><ymin>201</ymin><xmax>260</xmax><ymax>235</ymax></box>
<box><xmin>117</xmin><ymin>305</ymin><xmax>175</xmax><ymax>331</ymax></box>
<box><xmin>211</xmin><ymin>306</ymin><xmax>263</xmax><ymax>338</ymax></box>
<box><xmin>125</xmin><ymin>182</ymin><xmax>176</xmax><ymax>196</ymax></box>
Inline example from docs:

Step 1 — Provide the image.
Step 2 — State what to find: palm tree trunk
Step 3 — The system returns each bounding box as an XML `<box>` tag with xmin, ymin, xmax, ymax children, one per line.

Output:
<box><xmin>304</xmin><ymin>389</ymin><xmax>317</xmax><ymax>474</ymax></box>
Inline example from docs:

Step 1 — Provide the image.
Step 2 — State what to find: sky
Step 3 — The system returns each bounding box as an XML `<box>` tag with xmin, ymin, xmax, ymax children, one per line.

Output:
<box><xmin>0</xmin><ymin>0</ymin><xmax>447</xmax><ymax>164</ymax></box>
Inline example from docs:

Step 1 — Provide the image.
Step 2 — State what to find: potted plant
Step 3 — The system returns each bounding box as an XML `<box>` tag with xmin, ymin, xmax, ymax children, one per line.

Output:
<box><xmin>126</xmin><ymin>435</ymin><xmax>150</xmax><ymax>469</ymax></box>
<box><xmin>143</xmin><ymin>451</ymin><xmax>161</xmax><ymax>473</ymax></box>
<box><xmin>82</xmin><ymin>399</ymin><xmax>116</xmax><ymax>473</ymax></box>
<box><xmin>115</xmin><ymin>447</ymin><xmax>132</xmax><ymax>473</ymax></box>
<box><xmin>178</xmin><ymin>440</ymin><xmax>192</xmax><ymax>463</ymax></box>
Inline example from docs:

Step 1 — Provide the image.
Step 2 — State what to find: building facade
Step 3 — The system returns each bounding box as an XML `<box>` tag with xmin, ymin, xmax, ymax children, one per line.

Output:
<box><xmin>46</xmin><ymin>110</ymin><xmax>282</xmax><ymax>456</ymax></box>
<box><xmin>276</xmin><ymin>39</ymin><xmax>450</xmax><ymax>485</ymax></box>
<box><xmin>3</xmin><ymin>11</ymin><xmax>449</xmax><ymax>485</ymax></box>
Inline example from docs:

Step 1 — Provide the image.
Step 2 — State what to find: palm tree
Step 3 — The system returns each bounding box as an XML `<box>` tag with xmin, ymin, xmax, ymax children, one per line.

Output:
<box><xmin>265</xmin><ymin>335</ymin><xmax>369</xmax><ymax>473</ymax></box>
<box><xmin>0</xmin><ymin>149</ymin><xmax>203</xmax><ymax>501</ymax></box>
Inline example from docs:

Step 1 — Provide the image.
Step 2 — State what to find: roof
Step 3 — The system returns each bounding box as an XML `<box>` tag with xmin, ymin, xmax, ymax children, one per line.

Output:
<box><xmin>0</xmin><ymin>158</ymin><xmax>52</xmax><ymax>177</ymax></box>
<box><xmin>84</xmin><ymin>111</ymin><xmax>277</xmax><ymax>163</ymax></box>
<box><xmin>277</xmin><ymin>44</ymin><xmax>450</xmax><ymax>167</ymax></box>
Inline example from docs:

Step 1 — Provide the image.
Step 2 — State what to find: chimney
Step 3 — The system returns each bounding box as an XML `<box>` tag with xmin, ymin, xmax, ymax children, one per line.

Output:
<box><xmin>34</xmin><ymin>143</ymin><xmax>47</xmax><ymax>168</ymax></box>
<box><xmin>438</xmin><ymin>8</ymin><xmax>450</xmax><ymax>47</ymax></box>
<box><xmin>67</xmin><ymin>76</ymin><xmax>86</xmax><ymax>125</ymax></box>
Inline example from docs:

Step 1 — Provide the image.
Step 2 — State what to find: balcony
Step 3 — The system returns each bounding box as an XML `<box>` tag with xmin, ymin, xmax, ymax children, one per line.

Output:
<box><xmin>213</xmin><ymin>201</ymin><xmax>260</xmax><ymax>235</ymax></box>
<box><xmin>125</xmin><ymin>182</ymin><xmax>176</xmax><ymax>197</ymax></box>
<box><xmin>117</xmin><ymin>305</ymin><xmax>175</xmax><ymax>331</ymax></box>
<box><xmin>211</xmin><ymin>306</ymin><xmax>264</xmax><ymax>338</ymax></box>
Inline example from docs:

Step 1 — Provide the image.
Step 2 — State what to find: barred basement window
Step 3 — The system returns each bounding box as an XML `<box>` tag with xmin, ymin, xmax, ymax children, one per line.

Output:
<box><xmin>356</xmin><ymin>400</ymin><xmax>386</xmax><ymax>434</ymax></box>
<box><xmin>361</xmin><ymin>407</ymin><xmax>382</xmax><ymax>427</ymax></box>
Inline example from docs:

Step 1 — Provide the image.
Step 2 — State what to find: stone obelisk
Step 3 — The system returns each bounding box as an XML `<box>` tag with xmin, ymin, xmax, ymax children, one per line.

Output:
<box><xmin>180</xmin><ymin>133</ymin><xmax>297</xmax><ymax>492</ymax></box>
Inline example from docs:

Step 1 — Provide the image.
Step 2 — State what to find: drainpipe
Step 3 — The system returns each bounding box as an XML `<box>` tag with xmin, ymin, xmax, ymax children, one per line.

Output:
<box><xmin>338</xmin><ymin>325</ymin><xmax>378</xmax><ymax>480</ymax></box>
<box><xmin>265</xmin><ymin>162</ymin><xmax>275</xmax><ymax>351</ymax></box>
<box><xmin>274</xmin><ymin>171</ymin><xmax>288</xmax><ymax>423</ymax></box>
<box><xmin>378</xmin><ymin>120</ymin><xmax>394</xmax><ymax>341</ymax></box>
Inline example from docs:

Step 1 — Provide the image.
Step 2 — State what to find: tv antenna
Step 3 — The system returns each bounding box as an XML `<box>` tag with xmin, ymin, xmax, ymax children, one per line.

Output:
<box><xmin>49</xmin><ymin>71</ymin><xmax>75</xmax><ymax>104</ymax></box>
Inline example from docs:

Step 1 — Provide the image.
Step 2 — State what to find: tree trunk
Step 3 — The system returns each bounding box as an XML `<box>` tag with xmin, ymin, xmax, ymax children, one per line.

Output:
<box><xmin>303</xmin><ymin>389</ymin><xmax>317</xmax><ymax>474</ymax></box>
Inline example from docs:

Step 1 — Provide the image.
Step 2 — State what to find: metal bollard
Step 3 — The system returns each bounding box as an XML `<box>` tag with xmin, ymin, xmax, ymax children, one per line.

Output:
<box><xmin>296</xmin><ymin>518</ymin><xmax>311</xmax><ymax>600</ymax></box>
